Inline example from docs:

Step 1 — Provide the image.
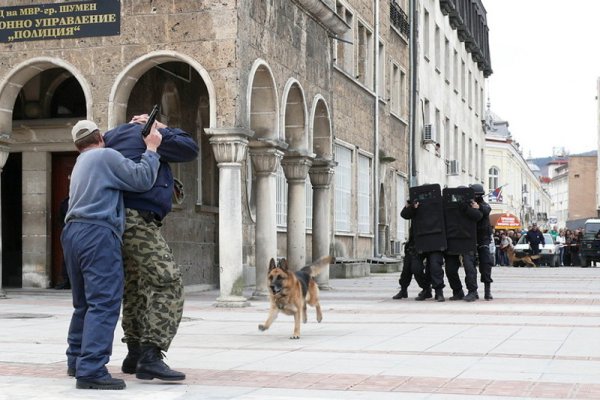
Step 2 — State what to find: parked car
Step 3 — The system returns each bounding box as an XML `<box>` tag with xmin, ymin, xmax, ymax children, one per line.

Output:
<box><xmin>579</xmin><ymin>219</ymin><xmax>600</xmax><ymax>267</ymax></box>
<box><xmin>513</xmin><ymin>233</ymin><xmax>560</xmax><ymax>267</ymax></box>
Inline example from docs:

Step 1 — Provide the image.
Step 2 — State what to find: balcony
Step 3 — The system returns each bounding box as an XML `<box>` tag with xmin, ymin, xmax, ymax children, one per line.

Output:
<box><xmin>390</xmin><ymin>0</ymin><xmax>410</xmax><ymax>37</ymax></box>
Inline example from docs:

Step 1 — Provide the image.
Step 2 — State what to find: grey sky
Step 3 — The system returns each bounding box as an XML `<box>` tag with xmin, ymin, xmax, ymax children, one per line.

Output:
<box><xmin>484</xmin><ymin>0</ymin><xmax>598</xmax><ymax>158</ymax></box>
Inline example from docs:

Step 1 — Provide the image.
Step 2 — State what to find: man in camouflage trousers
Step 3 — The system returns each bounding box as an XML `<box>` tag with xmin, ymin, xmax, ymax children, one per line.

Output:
<box><xmin>103</xmin><ymin>114</ymin><xmax>198</xmax><ymax>381</ymax></box>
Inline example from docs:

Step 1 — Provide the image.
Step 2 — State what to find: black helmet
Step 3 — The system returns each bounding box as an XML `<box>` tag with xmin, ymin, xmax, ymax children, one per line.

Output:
<box><xmin>470</xmin><ymin>183</ymin><xmax>484</xmax><ymax>195</ymax></box>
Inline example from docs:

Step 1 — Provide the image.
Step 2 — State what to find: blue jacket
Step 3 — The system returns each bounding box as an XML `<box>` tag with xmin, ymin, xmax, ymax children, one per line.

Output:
<box><xmin>103</xmin><ymin>123</ymin><xmax>199</xmax><ymax>220</ymax></box>
<box><xmin>66</xmin><ymin>147</ymin><xmax>160</xmax><ymax>239</ymax></box>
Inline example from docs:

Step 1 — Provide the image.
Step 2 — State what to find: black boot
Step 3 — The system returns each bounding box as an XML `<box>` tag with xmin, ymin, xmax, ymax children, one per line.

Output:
<box><xmin>484</xmin><ymin>283</ymin><xmax>493</xmax><ymax>300</ymax></box>
<box><xmin>136</xmin><ymin>344</ymin><xmax>186</xmax><ymax>381</ymax></box>
<box><xmin>392</xmin><ymin>288</ymin><xmax>408</xmax><ymax>299</ymax></box>
<box><xmin>449</xmin><ymin>289</ymin><xmax>464</xmax><ymax>301</ymax></box>
<box><xmin>463</xmin><ymin>291</ymin><xmax>478</xmax><ymax>302</ymax></box>
<box><xmin>121</xmin><ymin>342</ymin><xmax>141</xmax><ymax>374</ymax></box>
<box><xmin>415</xmin><ymin>288</ymin><xmax>432</xmax><ymax>301</ymax></box>
<box><xmin>434</xmin><ymin>288</ymin><xmax>445</xmax><ymax>302</ymax></box>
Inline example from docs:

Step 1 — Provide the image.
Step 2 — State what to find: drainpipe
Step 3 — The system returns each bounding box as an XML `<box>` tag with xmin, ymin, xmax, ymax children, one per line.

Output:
<box><xmin>373</xmin><ymin>0</ymin><xmax>380</xmax><ymax>257</ymax></box>
<box><xmin>408</xmin><ymin>0</ymin><xmax>418</xmax><ymax>187</ymax></box>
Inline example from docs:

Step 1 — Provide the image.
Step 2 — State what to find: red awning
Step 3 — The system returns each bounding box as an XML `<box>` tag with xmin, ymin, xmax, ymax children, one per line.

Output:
<box><xmin>489</xmin><ymin>212</ymin><xmax>521</xmax><ymax>230</ymax></box>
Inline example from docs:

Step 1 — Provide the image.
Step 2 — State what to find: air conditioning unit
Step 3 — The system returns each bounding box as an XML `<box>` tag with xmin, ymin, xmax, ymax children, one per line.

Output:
<box><xmin>446</xmin><ymin>159</ymin><xmax>459</xmax><ymax>175</ymax></box>
<box><xmin>423</xmin><ymin>124</ymin><xmax>436</xmax><ymax>143</ymax></box>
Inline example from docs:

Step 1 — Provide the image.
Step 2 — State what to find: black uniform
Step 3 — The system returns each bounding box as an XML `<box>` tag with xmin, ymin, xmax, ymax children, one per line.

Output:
<box><xmin>397</xmin><ymin>223</ymin><xmax>430</xmax><ymax>291</ymax></box>
<box><xmin>474</xmin><ymin>198</ymin><xmax>493</xmax><ymax>287</ymax></box>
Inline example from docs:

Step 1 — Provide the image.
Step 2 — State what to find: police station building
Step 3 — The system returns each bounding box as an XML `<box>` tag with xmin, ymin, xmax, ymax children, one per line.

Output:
<box><xmin>0</xmin><ymin>0</ymin><xmax>415</xmax><ymax>303</ymax></box>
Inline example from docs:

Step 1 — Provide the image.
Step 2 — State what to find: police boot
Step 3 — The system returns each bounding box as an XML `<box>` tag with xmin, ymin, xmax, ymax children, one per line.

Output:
<box><xmin>415</xmin><ymin>288</ymin><xmax>432</xmax><ymax>301</ymax></box>
<box><xmin>136</xmin><ymin>344</ymin><xmax>186</xmax><ymax>381</ymax></box>
<box><xmin>121</xmin><ymin>342</ymin><xmax>141</xmax><ymax>374</ymax></box>
<box><xmin>392</xmin><ymin>288</ymin><xmax>408</xmax><ymax>300</ymax></box>
<box><xmin>463</xmin><ymin>291</ymin><xmax>478</xmax><ymax>302</ymax></box>
<box><xmin>449</xmin><ymin>289</ymin><xmax>464</xmax><ymax>301</ymax></box>
<box><xmin>434</xmin><ymin>288</ymin><xmax>445</xmax><ymax>302</ymax></box>
<box><xmin>484</xmin><ymin>283</ymin><xmax>493</xmax><ymax>301</ymax></box>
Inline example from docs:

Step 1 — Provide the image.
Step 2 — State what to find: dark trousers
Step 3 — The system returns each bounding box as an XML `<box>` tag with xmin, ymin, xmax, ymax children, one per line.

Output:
<box><xmin>423</xmin><ymin>251</ymin><xmax>445</xmax><ymax>290</ymax></box>
<box><xmin>445</xmin><ymin>252</ymin><xmax>478</xmax><ymax>293</ymax></box>
<box><xmin>61</xmin><ymin>222</ymin><xmax>124</xmax><ymax>380</ymax></box>
<box><xmin>399</xmin><ymin>252</ymin><xmax>429</xmax><ymax>290</ymax></box>
<box><xmin>476</xmin><ymin>245</ymin><xmax>493</xmax><ymax>284</ymax></box>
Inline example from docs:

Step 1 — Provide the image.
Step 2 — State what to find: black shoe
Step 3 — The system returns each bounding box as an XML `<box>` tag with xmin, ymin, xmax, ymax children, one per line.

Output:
<box><xmin>55</xmin><ymin>281</ymin><xmax>71</xmax><ymax>290</ymax></box>
<box><xmin>121</xmin><ymin>342</ymin><xmax>141</xmax><ymax>374</ymax></box>
<box><xmin>434</xmin><ymin>289</ymin><xmax>445</xmax><ymax>302</ymax></box>
<box><xmin>449</xmin><ymin>290</ymin><xmax>464</xmax><ymax>301</ymax></box>
<box><xmin>415</xmin><ymin>289</ymin><xmax>432</xmax><ymax>301</ymax></box>
<box><xmin>392</xmin><ymin>288</ymin><xmax>408</xmax><ymax>300</ymax></box>
<box><xmin>484</xmin><ymin>283</ymin><xmax>493</xmax><ymax>300</ymax></box>
<box><xmin>67</xmin><ymin>367</ymin><xmax>75</xmax><ymax>377</ymax></box>
<box><xmin>464</xmin><ymin>291</ymin><xmax>478</xmax><ymax>302</ymax></box>
<box><xmin>136</xmin><ymin>344</ymin><xmax>186</xmax><ymax>381</ymax></box>
<box><xmin>76</xmin><ymin>376</ymin><xmax>126</xmax><ymax>390</ymax></box>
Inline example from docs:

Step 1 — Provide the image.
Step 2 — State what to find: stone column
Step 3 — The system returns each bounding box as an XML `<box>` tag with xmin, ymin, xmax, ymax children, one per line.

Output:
<box><xmin>207</xmin><ymin>128</ymin><xmax>253</xmax><ymax>307</ymax></box>
<box><xmin>281</xmin><ymin>153</ymin><xmax>313</xmax><ymax>271</ymax></box>
<box><xmin>0</xmin><ymin>143</ymin><xmax>9</xmax><ymax>297</ymax></box>
<box><xmin>309</xmin><ymin>159</ymin><xmax>336</xmax><ymax>289</ymax></box>
<box><xmin>249</xmin><ymin>142</ymin><xmax>284</xmax><ymax>298</ymax></box>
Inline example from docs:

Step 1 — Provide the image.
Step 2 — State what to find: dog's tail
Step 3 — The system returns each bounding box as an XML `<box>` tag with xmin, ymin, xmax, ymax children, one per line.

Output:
<box><xmin>302</xmin><ymin>255</ymin><xmax>334</xmax><ymax>277</ymax></box>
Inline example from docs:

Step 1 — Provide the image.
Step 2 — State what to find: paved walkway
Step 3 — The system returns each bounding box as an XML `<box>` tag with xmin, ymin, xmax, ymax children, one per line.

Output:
<box><xmin>1</xmin><ymin>266</ymin><xmax>600</xmax><ymax>399</ymax></box>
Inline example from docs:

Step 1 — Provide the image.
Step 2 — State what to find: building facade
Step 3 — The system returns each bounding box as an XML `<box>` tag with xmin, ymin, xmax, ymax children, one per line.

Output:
<box><xmin>484</xmin><ymin>109</ymin><xmax>551</xmax><ymax>230</ymax></box>
<box><xmin>412</xmin><ymin>0</ymin><xmax>491</xmax><ymax>188</ymax></box>
<box><xmin>0</xmin><ymin>0</ymin><xmax>412</xmax><ymax>298</ymax></box>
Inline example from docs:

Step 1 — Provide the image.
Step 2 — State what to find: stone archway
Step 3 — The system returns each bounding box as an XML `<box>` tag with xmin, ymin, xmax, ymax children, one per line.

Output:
<box><xmin>246</xmin><ymin>60</ymin><xmax>285</xmax><ymax>297</ymax></box>
<box><xmin>308</xmin><ymin>95</ymin><xmax>335</xmax><ymax>288</ymax></box>
<box><xmin>0</xmin><ymin>57</ymin><xmax>91</xmax><ymax>288</ymax></box>
<box><xmin>0</xmin><ymin>57</ymin><xmax>92</xmax><ymax>135</ymax></box>
<box><xmin>108</xmin><ymin>51</ymin><xmax>217</xmax><ymax>129</ymax></box>
<box><xmin>280</xmin><ymin>79</ymin><xmax>311</xmax><ymax>270</ymax></box>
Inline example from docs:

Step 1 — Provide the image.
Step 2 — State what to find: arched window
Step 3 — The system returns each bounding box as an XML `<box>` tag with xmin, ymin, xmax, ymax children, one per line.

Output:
<box><xmin>488</xmin><ymin>166</ymin><xmax>499</xmax><ymax>192</ymax></box>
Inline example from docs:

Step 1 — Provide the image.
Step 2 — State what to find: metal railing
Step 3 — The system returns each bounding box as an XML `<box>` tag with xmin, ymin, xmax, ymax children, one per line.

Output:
<box><xmin>390</xmin><ymin>1</ymin><xmax>410</xmax><ymax>37</ymax></box>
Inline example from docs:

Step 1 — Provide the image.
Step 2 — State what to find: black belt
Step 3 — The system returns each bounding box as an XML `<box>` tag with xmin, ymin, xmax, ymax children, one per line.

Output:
<box><xmin>137</xmin><ymin>210</ymin><xmax>161</xmax><ymax>223</ymax></box>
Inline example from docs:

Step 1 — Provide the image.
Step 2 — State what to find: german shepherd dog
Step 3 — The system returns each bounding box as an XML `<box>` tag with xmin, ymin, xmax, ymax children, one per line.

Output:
<box><xmin>259</xmin><ymin>255</ymin><xmax>333</xmax><ymax>339</ymax></box>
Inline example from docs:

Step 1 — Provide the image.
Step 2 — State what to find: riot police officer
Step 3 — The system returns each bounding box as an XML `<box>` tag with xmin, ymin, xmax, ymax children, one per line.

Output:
<box><xmin>442</xmin><ymin>187</ymin><xmax>482</xmax><ymax>302</ymax></box>
<box><xmin>393</xmin><ymin>203</ymin><xmax>431</xmax><ymax>300</ymax></box>
<box><xmin>471</xmin><ymin>183</ymin><xmax>494</xmax><ymax>300</ymax></box>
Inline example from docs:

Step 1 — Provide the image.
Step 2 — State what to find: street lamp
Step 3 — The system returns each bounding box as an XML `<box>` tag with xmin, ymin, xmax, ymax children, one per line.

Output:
<box><xmin>0</xmin><ymin>139</ymin><xmax>10</xmax><ymax>298</ymax></box>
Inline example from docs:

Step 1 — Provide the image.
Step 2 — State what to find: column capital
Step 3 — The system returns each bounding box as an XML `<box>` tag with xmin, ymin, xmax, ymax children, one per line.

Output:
<box><xmin>281</xmin><ymin>153</ymin><xmax>313</xmax><ymax>182</ymax></box>
<box><xmin>249</xmin><ymin>147</ymin><xmax>284</xmax><ymax>175</ymax></box>
<box><xmin>206</xmin><ymin>128</ymin><xmax>253</xmax><ymax>164</ymax></box>
<box><xmin>309</xmin><ymin>159</ymin><xmax>337</xmax><ymax>189</ymax></box>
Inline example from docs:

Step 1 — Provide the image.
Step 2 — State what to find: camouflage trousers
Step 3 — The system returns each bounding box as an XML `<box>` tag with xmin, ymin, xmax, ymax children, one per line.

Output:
<box><xmin>121</xmin><ymin>209</ymin><xmax>184</xmax><ymax>351</ymax></box>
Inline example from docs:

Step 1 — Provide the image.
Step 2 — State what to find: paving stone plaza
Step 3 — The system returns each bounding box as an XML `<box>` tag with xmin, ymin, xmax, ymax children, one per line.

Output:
<box><xmin>1</xmin><ymin>266</ymin><xmax>600</xmax><ymax>399</ymax></box>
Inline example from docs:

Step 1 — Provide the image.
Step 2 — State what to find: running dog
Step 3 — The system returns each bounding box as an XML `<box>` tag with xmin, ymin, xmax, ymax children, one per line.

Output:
<box><xmin>259</xmin><ymin>255</ymin><xmax>333</xmax><ymax>339</ymax></box>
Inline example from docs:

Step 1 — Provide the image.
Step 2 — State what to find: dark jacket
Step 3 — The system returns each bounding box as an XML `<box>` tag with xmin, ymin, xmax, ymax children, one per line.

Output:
<box><xmin>103</xmin><ymin>123</ymin><xmax>199</xmax><ymax>220</ymax></box>
<box><xmin>526</xmin><ymin>229</ymin><xmax>545</xmax><ymax>246</ymax></box>
<box><xmin>475</xmin><ymin>199</ymin><xmax>492</xmax><ymax>246</ymax></box>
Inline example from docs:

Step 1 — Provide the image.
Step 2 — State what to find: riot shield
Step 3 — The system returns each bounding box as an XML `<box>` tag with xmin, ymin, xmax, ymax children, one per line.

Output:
<box><xmin>443</xmin><ymin>187</ymin><xmax>477</xmax><ymax>254</ymax></box>
<box><xmin>409</xmin><ymin>184</ymin><xmax>446</xmax><ymax>253</ymax></box>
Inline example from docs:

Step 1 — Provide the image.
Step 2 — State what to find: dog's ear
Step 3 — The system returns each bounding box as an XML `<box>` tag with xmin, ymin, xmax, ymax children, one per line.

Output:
<box><xmin>279</xmin><ymin>258</ymin><xmax>289</xmax><ymax>271</ymax></box>
<box><xmin>269</xmin><ymin>258</ymin><xmax>277</xmax><ymax>271</ymax></box>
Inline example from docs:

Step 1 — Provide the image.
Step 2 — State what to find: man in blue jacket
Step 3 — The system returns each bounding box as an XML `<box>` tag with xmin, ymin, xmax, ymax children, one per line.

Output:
<box><xmin>63</xmin><ymin>119</ymin><xmax>162</xmax><ymax>390</ymax></box>
<box><xmin>103</xmin><ymin>114</ymin><xmax>198</xmax><ymax>381</ymax></box>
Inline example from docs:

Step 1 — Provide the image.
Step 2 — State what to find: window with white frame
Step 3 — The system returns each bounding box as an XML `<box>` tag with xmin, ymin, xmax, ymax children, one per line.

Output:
<box><xmin>461</xmin><ymin>60</ymin><xmax>466</xmax><ymax>100</ymax></box>
<box><xmin>468</xmin><ymin>137</ymin><xmax>473</xmax><ymax>174</ymax></box>
<box><xmin>434</xmin><ymin>25</ymin><xmax>441</xmax><ymax>72</ymax></box>
<box><xmin>461</xmin><ymin>131</ymin><xmax>466</xmax><ymax>170</ymax></box>
<box><xmin>453</xmin><ymin>125</ymin><xmax>459</xmax><ymax>164</ymax></box>
<box><xmin>453</xmin><ymin>50</ymin><xmax>458</xmax><ymax>91</ymax></box>
<box><xmin>276</xmin><ymin>164</ymin><xmax>288</xmax><ymax>227</ymax></box>
<box><xmin>468</xmin><ymin>70</ymin><xmax>473</xmax><ymax>108</ymax></box>
<box><xmin>444</xmin><ymin>117</ymin><xmax>450</xmax><ymax>161</ymax></box>
<box><xmin>390</xmin><ymin>61</ymin><xmax>400</xmax><ymax>115</ymax></box>
<box><xmin>357</xmin><ymin>21</ymin><xmax>374</xmax><ymax>88</ymax></box>
<box><xmin>423</xmin><ymin>9</ymin><xmax>430</xmax><ymax>60</ymax></box>
<box><xmin>335</xmin><ymin>1</ymin><xmax>354</xmax><ymax>75</ymax></box>
<box><xmin>358</xmin><ymin>153</ymin><xmax>371</xmax><ymax>234</ymax></box>
<box><xmin>488</xmin><ymin>167</ymin><xmax>499</xmax><ymax>192</ymax></box>
<box><xmin>335</xmin><ymin>144</ymin><xmax>352</xmax><ymax>232</ymax></box>
<box><xmin>474</xmin><ymin>143</ymin><xmax>479</xmax><ymax>179</ymax></box>
<box><xmin>396</xmin><ymin>174</ymin><xmax>407</xmax><ymax>241</ymax></box>
<box><xmin>306</xmin><ymin>178</ymin><xmax>313</xmax><ymax>230</ymax></box>
<box><xmin>444</xmin><ymin>37</ymin><xmax>450</xmax><ymax>81</ymax></box>
<box><xmin>378</xmin><ymin>40</ymin><xmax>385</xmax><ymax>98</ymax></box>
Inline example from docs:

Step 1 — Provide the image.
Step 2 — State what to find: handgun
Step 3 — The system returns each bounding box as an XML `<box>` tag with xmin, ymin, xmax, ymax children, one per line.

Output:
<box><xmin>140</xmin><ymin>104</ymin><xmax>160</xmax><ymax>137</ymax></box>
